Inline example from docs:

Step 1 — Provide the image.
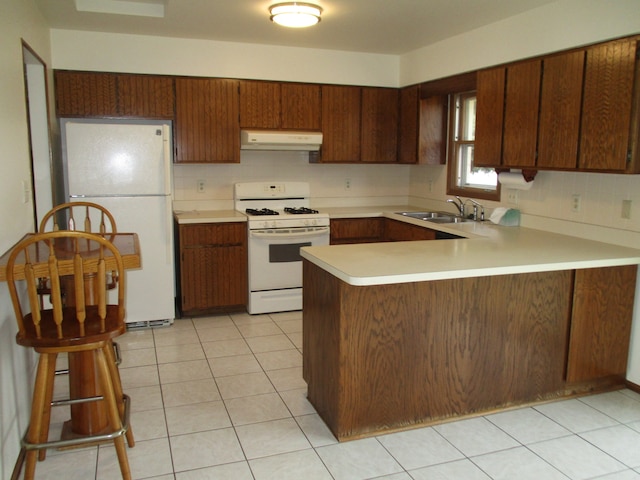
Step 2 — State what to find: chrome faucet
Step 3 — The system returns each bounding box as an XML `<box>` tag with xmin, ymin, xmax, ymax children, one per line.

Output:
<box><xmin>466</xmin><ymin>198</ymin><xmax>485</xmax><ymax>221</ymax></box>
<box><xmin>447</xmin><ymin>196</ymin><xmax>465</xmax><ymax>217</ymax></box>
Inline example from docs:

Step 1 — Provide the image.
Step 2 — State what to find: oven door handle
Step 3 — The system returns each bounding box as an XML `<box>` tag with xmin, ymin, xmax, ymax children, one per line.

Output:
<box><xmin>250</xmin><ymin>227</ymin><xmax>330</xmax><ymax>239</ymax></box>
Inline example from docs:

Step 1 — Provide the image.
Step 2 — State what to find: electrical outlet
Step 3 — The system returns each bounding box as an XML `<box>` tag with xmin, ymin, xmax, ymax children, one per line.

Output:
<box><xmin>345</xmin><ymin>178</ymin><xmax>351</xmax><ymax>190</ymax></box>
<box><xmin>622</xmin><ymin>199</ymin><xmax>632</xmax><ymax>219</ymax></box>
<box><xmin>571</xmin><ymin>194</ymin><xmax>581</xmax><ymax>213</ymax></box>
<box><xmin>197</xmin><ymin>179</ymin><xmax>206</xmax><ymax>193</ymax></box>
<box><xmin>506</xmin><ymin>189</ymin><xmax>518</xmax><ymax>205</ymax></box>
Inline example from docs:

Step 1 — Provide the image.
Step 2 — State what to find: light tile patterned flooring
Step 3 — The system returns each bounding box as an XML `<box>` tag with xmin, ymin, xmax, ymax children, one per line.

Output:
<box><xmin>28</xmin><ymin>311</ymin><xmax>640</xmax><ymax>479</ymax></box>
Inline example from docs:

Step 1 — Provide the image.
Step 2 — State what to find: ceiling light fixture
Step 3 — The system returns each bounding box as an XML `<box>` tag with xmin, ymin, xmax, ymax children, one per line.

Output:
<box><xmin>269</xmin><ymin>2</ymin><xmax>322</xmax><ymax>28</ymax></box>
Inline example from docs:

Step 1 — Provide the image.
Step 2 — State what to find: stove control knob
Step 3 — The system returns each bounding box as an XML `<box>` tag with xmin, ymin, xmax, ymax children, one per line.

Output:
<box><xmin>303</xmin><ymin>219</ymin><xmax>310</xmax><ymax>226</ymax></box>
<box><xmin>310</xmin><ymin>219</ymin><xmax>317</xmax><ymax>226</ymax></box>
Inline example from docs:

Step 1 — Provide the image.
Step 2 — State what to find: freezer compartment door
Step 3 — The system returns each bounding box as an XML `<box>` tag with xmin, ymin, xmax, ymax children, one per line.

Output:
<box><xmin>72</xmin><ymin>196</ymin><xmax>175</xmax><ymax>324</ymax></box>
<box><xmin>63</xmin><ymin>120</ymin><xmax>172</xmax><ymax>196</ymax></box>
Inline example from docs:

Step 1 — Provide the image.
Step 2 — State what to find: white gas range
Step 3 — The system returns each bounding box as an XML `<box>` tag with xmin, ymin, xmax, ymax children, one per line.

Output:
<box><xmin>234</xmin><ymin>182</ymin><xmax>330</xmax><ymax>314</ymax></box>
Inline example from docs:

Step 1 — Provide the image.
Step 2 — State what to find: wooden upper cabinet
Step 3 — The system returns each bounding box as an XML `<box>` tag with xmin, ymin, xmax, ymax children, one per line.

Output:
<box><xmin>55</xmin><ymin>71</ymin><xmax>118</xmax><ymax>117</ymax></box>
<box><xmin>239</xmin><ymin>80</ymin><xmax>321</xmax><ymax>130</ymax></box>
<box><xmin>419</xmin><ymin>95</ymin><xmax>448</xmax><ymax>165</ymax></box>
<box><xmin>580</xmin><ymin>38</ymin><xmax>638</xmax><ymax>172</ymax></box>
<box><xmin>174</xmin><ymin>77</ymin><xmax>240</xmax><ymax>163</ymax></box>
<box><xmin>537</xmin><ymin>51</ymin><xmax>585</xmax><ymax>169</ymax></box>
<box><xmin>474</xmin><ymin>67</ymin><xmax>505</xmax><ymax>167</ymax></box>
<box><xmin>55</xmin><ymin>71</ymin><xmax>174</xmax><ymax>118</ymax></box>
<box><xmin>502</xmin><ymin>59</ymin><xmax>541</xmax><ymax>168</ymax></box>
<box><xmin>397</xmin><ymin>85</ymin><xmax>420</xmax><ymax>164</ymax></box>
<box><xmin>361</xmin><ymin>87</ymin><xmax>398</xmax><ymax>163</ymax></box>
<box><xmin>239</xmin><ymin>80</ymin><xmax>280</xmax><ymax>129</ymax></box>
<box><xmin>320</xmin><ymin>85</ymin><xmax>362</xmax><ymax>162</ymax></box>
<box><xmin>116</xmin><ymin>74</ymin><xmax>174</xmax><ymax>118</ymax></box>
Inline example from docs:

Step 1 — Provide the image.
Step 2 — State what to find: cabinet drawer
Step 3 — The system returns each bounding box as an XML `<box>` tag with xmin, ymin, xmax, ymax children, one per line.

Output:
<box><xmin>180</xmin><ymin>223</ymin><xmax>246</xmax><ymax>247</ymax></box>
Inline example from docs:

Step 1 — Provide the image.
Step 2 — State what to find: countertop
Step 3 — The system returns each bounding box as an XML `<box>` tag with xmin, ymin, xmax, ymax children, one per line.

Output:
<box><xmin>172</xmin><ymin>206</ymin><xmax>640</xmax><ymax>286</ymax></box>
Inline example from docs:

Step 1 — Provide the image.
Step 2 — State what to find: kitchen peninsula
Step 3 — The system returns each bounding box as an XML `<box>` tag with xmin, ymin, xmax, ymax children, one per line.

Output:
<box><xmin>300</xmin><ymin>216</ymin><xmax>640</xmax><ymax>441</ymax></box>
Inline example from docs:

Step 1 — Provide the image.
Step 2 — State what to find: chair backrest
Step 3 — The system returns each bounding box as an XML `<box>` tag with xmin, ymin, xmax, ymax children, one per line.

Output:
<box><xmin>39</xmin><ymin>201</ymin><xmax>117</xmax><ymax>234</ymax></box>
<box><xmin>6</xmin><ymin>231</ymin><xmax>126</xmax><ymax>347</ymax></box>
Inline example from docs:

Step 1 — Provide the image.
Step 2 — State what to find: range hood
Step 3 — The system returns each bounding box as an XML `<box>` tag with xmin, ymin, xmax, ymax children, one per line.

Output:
<box><xmin>241</xmin><ymin>130</ymin><xmax>323</xmax><ymax>151</ymax></box>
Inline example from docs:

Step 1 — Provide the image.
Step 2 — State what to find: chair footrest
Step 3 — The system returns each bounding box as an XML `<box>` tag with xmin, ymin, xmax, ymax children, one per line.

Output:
<box><xmin>22</xmin><ymin>394</ymin><xmax>131</xmax><ymax>452</ymax></box>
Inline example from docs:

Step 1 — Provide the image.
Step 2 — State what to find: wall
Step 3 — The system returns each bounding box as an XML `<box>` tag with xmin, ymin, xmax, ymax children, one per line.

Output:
<box><xmin>0</xmin><ymin>0</ymin><xmax>52</xmax><ymax>478</ymax></box>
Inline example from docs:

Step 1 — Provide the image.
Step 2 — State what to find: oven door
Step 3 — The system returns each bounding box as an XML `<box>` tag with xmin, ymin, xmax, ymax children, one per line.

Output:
<box><xmin>248</xmin><ymin>226</ymin><xmax>329</xmax><ymax>291</ymax></box>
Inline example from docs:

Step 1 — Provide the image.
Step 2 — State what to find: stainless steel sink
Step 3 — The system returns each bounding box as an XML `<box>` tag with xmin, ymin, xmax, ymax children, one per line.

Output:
<box><xmin>396</xmin><ymin>211</ymin><xmax>472</xmax><ymax>224</ymax></box>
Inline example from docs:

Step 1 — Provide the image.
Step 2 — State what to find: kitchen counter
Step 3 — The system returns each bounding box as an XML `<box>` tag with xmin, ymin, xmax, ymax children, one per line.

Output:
<box><xmin>173</xmin><ymin>209</ymin><xmax>247</xmax><ymax>224</ymax></box>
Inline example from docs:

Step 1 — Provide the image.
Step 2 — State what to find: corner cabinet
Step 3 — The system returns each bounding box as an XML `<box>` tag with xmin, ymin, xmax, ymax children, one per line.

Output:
<box><xmin>174</xmin><ymin>77</ymin><xmax>240</xmax><ymax>163</ymax></box>
<box><xmin>176</xmin><ymin>222</ymin><xmax>247</xmax><ymax>316</ymax></box>
<box><xmin>475</xmin><ymin>36</ymin><xmax>640</xmax><ymax>173</ymax></box>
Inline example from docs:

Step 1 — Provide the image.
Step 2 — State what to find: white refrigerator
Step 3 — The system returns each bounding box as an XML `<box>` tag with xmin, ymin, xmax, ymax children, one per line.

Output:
<box><xmin>61</xmin><ymin>118</ymin><xmax>175</xmax><ymax>327</ymax></box>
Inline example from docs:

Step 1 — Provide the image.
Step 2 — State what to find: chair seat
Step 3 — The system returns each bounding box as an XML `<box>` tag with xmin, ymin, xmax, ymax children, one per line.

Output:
<box><xmin>16</xmin><ymin>306</ymin><xmax>126</xmax><ymax>349</ymax></box>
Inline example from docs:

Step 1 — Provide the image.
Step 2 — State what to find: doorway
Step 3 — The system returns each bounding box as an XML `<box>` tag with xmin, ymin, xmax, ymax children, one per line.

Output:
<box><xmin>22</xmin><ymin>41</ymin><xmax>54</xmax><ymax>230</ymax></box>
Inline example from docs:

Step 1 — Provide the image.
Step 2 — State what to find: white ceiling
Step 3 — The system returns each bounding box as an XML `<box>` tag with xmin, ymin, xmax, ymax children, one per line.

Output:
<box><xmin>35</xmin><ymin>0</ymin><xmax>558</xmax><ymax>55</ymax></box>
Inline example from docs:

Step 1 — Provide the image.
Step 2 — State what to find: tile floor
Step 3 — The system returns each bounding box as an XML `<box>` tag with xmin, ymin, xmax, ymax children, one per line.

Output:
<box><xmin>26</xmin><ymin>311</ymin><xmax>640</xmax><ymax>479</ymax></box>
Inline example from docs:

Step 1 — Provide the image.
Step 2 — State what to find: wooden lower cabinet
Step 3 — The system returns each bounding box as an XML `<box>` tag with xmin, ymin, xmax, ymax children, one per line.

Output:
<box><xmin>176</xmin><ymin>222</ymin><xmax>247</xmax><ymax>316</ymax></box>
<box><xmin>330</xmin><ymin>218</ymin><xmax>385</xmax><ymax>244</ymax></box>
<box><xmin>384</xmin><ymin>219</ymin><xmax>436</xmax><ymax>241</ymax></box>
<box><xmin>303</xmin><ymin>262</ymin><xmax>637</xmax><ymax>441</ymax></box>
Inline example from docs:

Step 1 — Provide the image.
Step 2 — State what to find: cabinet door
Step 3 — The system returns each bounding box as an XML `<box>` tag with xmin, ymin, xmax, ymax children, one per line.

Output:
<box><xmin>239</xmin><ymin>80</ymin><xmax>280</xmax><ymax>129</ymax></box>
<box><xmin>361</xmin><ymin>87</ymin><xmax>398</xmax><ymax>163</ymax></box>
<box><xmin>419</xmin><ymin>95</ymin><xmax>449</xmax><ymax>165</ymax></box>
<box><xmin>579</xmin><ymin>39</ymin><xmax>637</xmax><ymax>171</ymax></box>
<box><xmin>178</xmin><ymin>223</ymin><xmax>247</xmax><ymax>313</ymax></box>
<box><xmin>502</xmin><ymin>60</ymin><xmax>541</xmax><ymax>168</ymax></box>
<box><xmin>175</xmin><ymin>78</ymin><xmax>240</xmax><ymax>163</ymax></box>
<box><xmin>117</xmin><ymin>74</ymin><xmax>175</xmax><ymax>118</ymax></box>
<box><xmin>475</xmin><ymin>68</ymin><xmax>505</xmax><ymax>167</ymax></box>
<box><xmin>330</xmin><ymin>218</ymin><xmax>384</xmax><ymax>244</ymax></box>
<box><xmin>397</xmin><ymin>85</ymin><xmax>419</xmax><ymax>164</ymax></box>
<box><xmin>55</xmin><ymin>70</ymin><xmax>118</xmax><ymax>117</ymax></box>
<box><xmin>321</xmin><ymin>85</ymin><xmax>361</xmax><ymax>162</ymax></box>
<box><xmin>537</xmin><ymin>51</ymin><xmax>585</xmax><ymax>169</ymax></box>
<box><xmin>384</xmin><ymin>219</ymin><xmax>436</xmax><ymax>241</ymax></box>
<box><xmin>281</xmin><ymin>83</ymin><xmax>321</xmax><ymax>130</ymax></box>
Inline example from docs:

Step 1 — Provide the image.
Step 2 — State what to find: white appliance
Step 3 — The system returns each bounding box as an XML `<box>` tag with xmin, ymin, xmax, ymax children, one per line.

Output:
<box><xmin>61</xmin><ymin>118</ymin><xmax>175</xmax><ymax>328</ymax></box>
<box><xmin>240</xmin><ymin>130</ymin><xmax>323</xmax><ymax>151</ymax></box>
<box><xmin>235</xmin><ymin>182</ymin><xmax>330</xmax><ymax>314</ymax></box>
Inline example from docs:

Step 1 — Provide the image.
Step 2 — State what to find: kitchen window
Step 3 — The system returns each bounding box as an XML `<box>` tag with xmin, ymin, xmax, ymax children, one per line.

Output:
<box><xmin>446</xmin><ymin>91</ymin><xmax>500</xmax><ymax>201</ymax></box>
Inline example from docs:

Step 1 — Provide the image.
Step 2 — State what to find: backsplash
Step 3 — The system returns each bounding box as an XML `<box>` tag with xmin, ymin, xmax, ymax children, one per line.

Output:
<box><xmin>173</xmin><ymin>150</ymin><xmax>640</xmax><ymax>245</ymax></box>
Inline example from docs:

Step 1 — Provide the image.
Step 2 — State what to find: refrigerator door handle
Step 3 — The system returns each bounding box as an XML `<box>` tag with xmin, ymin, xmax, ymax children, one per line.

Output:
<box><xmin>164</xmin><ymin>195</ymin><xmax>173</xmax><ymax>264</ymax></box>
<box><xmin>162</xmin><ymin>124</ymin><xmax>172</xmax><ymax>195</ymax></box>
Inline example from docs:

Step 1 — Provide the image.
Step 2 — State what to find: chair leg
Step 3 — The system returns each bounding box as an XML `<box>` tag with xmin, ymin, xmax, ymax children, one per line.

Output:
<box><xmin>38</xmin><ymin>352</ymin><xmax>58</xmax><ymax>461</ymax></box>
<box><xmin>104</xmin><ymin>342</ymin><xmax>135</xmax><ymax>447</ymax></box>
<box><xmin>24</xmin><ymin>353</ymin><xmax>55</xmax><ymax>480</ymax></box>
<box><xmin>95</xmin><ymin>347</ymin><xmax>131</xmax><ymax>480</ymax></box>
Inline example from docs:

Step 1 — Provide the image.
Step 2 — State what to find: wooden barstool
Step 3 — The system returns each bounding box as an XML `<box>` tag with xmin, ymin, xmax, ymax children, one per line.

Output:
<box><xmin>6</xmin><ymin>231</ymin><xmax>134</xmax><ymax>480</ymax></box>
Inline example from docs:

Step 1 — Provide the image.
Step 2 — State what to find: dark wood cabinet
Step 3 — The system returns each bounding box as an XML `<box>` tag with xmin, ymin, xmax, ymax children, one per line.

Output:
<box><xmin>239</xmin><ymin>80</ymin><xmax>321</xmax><ymax>131</ymax></box>
<box><xmin>330</xmin><ymin>218</ymin><xmax>384</xmax><ymax>244</ymax></box>
<box><xmin>537</xmin><ymin>50</ymin><xmax>585</xmax><ymax>169</ymax></box>
<box><xmin>320</xmin><ymin>85</ymin><xmax>362</xmax><ymax>162</ymax></box>
<box><xmin>580</xmin><ymin>38</ymin><xmax>638</xmax><ymax>172</ymax></box>
<box><xmin>55</xmin><ymin>71</ymin><xmax>118</xmax><ymax>117</ymax></box>
<box><xmin>384</xmin><ymin>219</ymin><xmax>436</xmax><ymax>241</ymax></box>
<box><xmin>397</xmin><ymin>85</ymin><xmax>420</xmax><ymax>164</ymax></box>
<box><xmin>361</xmin><ymin>87</ymin><xmax>398</xmax><ymax>163</ymax></box>
<box><xmin>174</xmin><ymin>77</ymin><xmax>240</xmax><ymax>163</ymax></box>
<box><xmin>55</xmin><ymin>71</ymin><xmax>174</xmax><ymax>118</ymax></box>
<box><xmin>176</xmin><ymin>222</ymin><xmax>247</xmax><ymax>315</ymax></box>
<box><xmin>476</xmin><ymin>36</ymin><xmax>640</xmax><ymax>173</ymax></box>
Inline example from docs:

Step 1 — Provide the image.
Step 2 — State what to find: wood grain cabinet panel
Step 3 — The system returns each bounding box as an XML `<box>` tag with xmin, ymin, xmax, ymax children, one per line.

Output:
<box><xmin>384</xmin><ymin>219</ymin><xmax>436</xmax><ymax>241</ymax></box>
<box><xmin>475</xmin><ymin>68</ymin><xmax>506</xmax><ymax>167</ymax></box>
<box><xmin>54</xmin><ymin>71</ymin><xmax>118</xmax><ymax>117</ymax></box>
<box><xmin>537</xmin><ymin>51</ymin><xmax>585</xmax><ymax>169</ymax></box>
<box><xmin>320</xmin><ymin>85</ymin><xmax>362</xmax><ymax>162</ymax></box>
<box><xmin>580</xmin><ymin>38</ymin><xmax>638</xmax><ymax>171</ymax></box>
<box><xmin>176</xmin><ymin>222</ymin><xmax>247</xmax><ymax>315</ymax></box>
<box><xmin>239</xmin><ymin>80</ymin><xmax>280</xmax><ymax>129</ymax></box>
<box><xmin>117</xmin><ymin>74</ymin><xmax>174</xmax><ymax>118</ymax></box>
<box><xmin>281</xmin><ymin>83</ymin><xmax>321</xmax><ymax>130</ymax></box>
<box><xmin>330</xmin><ymin>218</ymin><xmax>384</xmax><ymax>244</ymax></box>
<box><xmin>397</xmin><ymin>85</ymin><xmax>420</xmax><ymax>164</ymax></box>
<box><xmin>174</xmin><ymin>77</ymin><xmax>240</xmax><ymax>163</ymax></box>
<box><xmin>567</xmin><ymin>265</ymin><xmax>637</xmax><ymax>383</ymax></box>
<box><xmin>361</xmin><ymin>87</ymin><xmax>398</xmax><ymax>163</ymax></box>
<box><xmin>502</xmin><ymin>60</ymin><xmax>541</xmax><ymax>168</ymax></box>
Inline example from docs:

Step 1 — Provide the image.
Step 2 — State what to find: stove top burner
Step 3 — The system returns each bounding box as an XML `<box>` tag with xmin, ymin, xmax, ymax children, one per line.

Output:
<box><xmin>284</xmin><ymin>207</ymin><xmax>320</xmax><ymax>215</ymax></box>
<box><xmin>246</xmin><ymin>208</ymin><xmax>279</xmax><ymax>216</ymax></box>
